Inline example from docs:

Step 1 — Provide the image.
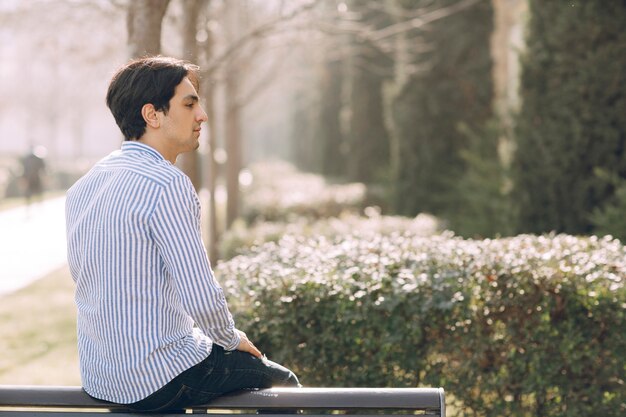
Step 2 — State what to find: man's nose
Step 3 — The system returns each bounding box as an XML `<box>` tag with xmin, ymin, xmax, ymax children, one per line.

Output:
<box><xmin>197</xmin><ymin>106</ymin><xmax>208</xmax><ymax>123</ymax></box>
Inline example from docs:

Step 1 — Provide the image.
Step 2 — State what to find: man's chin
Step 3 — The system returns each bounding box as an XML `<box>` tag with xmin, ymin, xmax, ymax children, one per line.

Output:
<box><xmin>178</xmin><ymin>141</ymin><xmax>200</xmax><ymax>155</ymax></box>
<box><xmin>187</xmin><ymin>137</ymin><xmax>200</xmax><ymax>151</ymax></box>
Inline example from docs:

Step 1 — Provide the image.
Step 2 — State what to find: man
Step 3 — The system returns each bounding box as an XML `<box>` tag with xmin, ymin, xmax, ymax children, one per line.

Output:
<box><xmin>66</xmin><ymin>56</ymin><xmax>299</xmax><ymax>411</ymax></box>
<box><xmin>21</xmin><ymin>145</ymin><xmax>46</xmax><ymax>207</ymax></box>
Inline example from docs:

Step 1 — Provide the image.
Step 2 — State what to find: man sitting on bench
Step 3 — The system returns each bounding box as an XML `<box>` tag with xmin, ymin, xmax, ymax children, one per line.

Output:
<box><xmin>65</xmin><ymin>56</ymin><xmax>300</xmax><ymax>412</ymax></box>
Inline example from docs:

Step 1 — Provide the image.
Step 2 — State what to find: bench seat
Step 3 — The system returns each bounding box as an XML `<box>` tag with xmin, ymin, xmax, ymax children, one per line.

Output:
<box><xmin>0</xmin><ymin>386</ymin><xmax>445</xmax><ymax>416</ymax></box>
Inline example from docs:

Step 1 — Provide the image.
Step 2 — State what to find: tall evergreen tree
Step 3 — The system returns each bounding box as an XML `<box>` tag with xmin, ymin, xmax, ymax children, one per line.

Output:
<box><xmin>513</xmin><ymin>1</ymin><xmax>626</xmax><ymax>234</ymax></box>
<box><xmin>450</xmin><ymin>121</ymin><xmax>515</xmax><ymax>237</ymax></box>
<box><xmin>388</xmin><ymin>0</ymin><xmax>494</xmax><ymax>217</ymax></box>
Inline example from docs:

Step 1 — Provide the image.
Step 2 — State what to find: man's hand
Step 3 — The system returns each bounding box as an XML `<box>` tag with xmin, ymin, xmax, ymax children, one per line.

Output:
<box><xmin>236</xmin><ymin>329</ymin><xmax>263</xmax><ymax>358</ymax></box>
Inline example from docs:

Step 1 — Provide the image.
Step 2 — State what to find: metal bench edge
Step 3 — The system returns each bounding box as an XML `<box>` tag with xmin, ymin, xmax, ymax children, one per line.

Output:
<box><xmin>0</xmin><ymin>386</ymin><xmax>444</xmax><ymax>412</ymax></box>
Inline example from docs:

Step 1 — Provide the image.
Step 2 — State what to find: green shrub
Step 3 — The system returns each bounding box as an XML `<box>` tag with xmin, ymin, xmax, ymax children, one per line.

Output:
<box><xmin>220</xmin><ymin>210</ymin><xmax>441</xmax><ymax>259</ymax></box>
<box><xmin>218</xmin><ymin>233</ymin><xmax>625</xmax><ymax>416</ymax></box>
<box><xmin>449</xmin><ymin>121</ymin><xmax>515</xmax><ymax>238</ymax></box>
<box><xmin>591</xmin><ymin>180</ymin><xmax>626</xmax><ymax>243</ymax></box>
<box><xmin>242</xmin><ymin>161</ymin><xmax>367</xmax><ymax>224</ymax></box>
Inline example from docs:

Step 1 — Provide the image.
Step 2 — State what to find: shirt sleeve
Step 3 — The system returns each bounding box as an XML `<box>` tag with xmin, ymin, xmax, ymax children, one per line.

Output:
<box><xmin>149</xmin><ymin>174</ymin><xmax>241</xmax><ymax>351</ymax></box>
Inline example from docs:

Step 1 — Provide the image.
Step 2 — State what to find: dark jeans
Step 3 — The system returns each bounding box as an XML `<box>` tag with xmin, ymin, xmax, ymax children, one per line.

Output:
<box><xmin>127</xmin><ymin>345</ymin><xmax>300</xmax><ymax>411</ymax></box>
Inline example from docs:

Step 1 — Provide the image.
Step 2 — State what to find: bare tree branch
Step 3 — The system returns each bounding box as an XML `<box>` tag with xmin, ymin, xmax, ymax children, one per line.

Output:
<box><xmin>201</xmin><ymin>0</ymin><xmax>320</xmax><ymax>77</ymax></box>
<box><xmin>370</xmin><ymin>0</ymin><xmax>484</xmax><ymax>42</ymax></box>
<box><xmin>236</xmin><ymin>43</ymin><xmax>297</xmax><ymax>108</ymax></box>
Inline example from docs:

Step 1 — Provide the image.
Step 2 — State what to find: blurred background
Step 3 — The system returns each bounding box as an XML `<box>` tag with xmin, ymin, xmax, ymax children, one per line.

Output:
<box><xmin>2</xmin><ymin>0</ymin><xmax>625</xmax><ymax>248</ymax></box>
<box><xmin>0</xmin><ymin>1</ymin><xmax>625</xmax><ymax>416</ymax></box>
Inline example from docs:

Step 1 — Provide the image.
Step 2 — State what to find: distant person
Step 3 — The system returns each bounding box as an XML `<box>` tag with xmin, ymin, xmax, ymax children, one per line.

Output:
<box><xmin>65</xmin><ymin>56</ymin><xmax>299</xmax><ymax>412</ymax></box>
<box><xmin>21</xmin><ymin>146</ymin><xmax>46</xmax><ymax>206</ymax></box>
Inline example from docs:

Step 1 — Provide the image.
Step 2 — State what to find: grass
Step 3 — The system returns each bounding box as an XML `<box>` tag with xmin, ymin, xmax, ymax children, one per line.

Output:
<box><xmin>0</xmin><ymin>265</ymin><xmax>80</xmax><ymax>385</ymax></box>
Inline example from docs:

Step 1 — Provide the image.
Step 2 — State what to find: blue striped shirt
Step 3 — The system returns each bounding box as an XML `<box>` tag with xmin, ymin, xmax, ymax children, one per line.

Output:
<box><xmin>65</xmin><ymin>141</ymin><xmax>241</xmax><ymax>404</ymax></box>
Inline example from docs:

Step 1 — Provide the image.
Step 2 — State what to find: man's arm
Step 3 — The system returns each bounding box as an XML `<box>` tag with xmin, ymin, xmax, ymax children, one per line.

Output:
<box><xmin>150</xmin><ymin>174</ymin><xmax>261</xmax><ymax>357</ymax></box>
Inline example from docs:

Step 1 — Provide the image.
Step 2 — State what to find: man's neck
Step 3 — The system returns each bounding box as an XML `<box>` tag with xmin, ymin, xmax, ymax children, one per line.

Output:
<box><xmin>137</xmin><ymin>135</ymin><xmax>176</xmax><ymax>164</ymax></box>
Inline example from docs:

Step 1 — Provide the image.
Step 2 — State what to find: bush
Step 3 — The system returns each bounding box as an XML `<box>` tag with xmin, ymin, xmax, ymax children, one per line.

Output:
<box><xmin>218</xmin><ymin>233</ymin><xmax>625</xmax><ymax>416</ymax></box>
<box><xmin>591</xmin><ymin>180</ymin><xmax>626</xmax><ymax>243</ymax></box>
<box><xmin>241</xmin><ymin>161</ymin><xmax>367</xmax><ymax>224</ymax></box>
<box><xmin>220</xmin><ymin>210</ymin><xmax>441</xmax><ymax>259</ymax></box>
<box><xmin>449</xmin><ymin>121</ymin><xmax>515</xmax><ymax>238</ymax></box>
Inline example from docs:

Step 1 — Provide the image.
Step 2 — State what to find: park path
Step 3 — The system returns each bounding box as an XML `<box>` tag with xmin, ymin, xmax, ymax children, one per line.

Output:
<box><xmin>0</xmin><ymin>197</ymin><xmax>67</xmax><ymax>297</ymax></box>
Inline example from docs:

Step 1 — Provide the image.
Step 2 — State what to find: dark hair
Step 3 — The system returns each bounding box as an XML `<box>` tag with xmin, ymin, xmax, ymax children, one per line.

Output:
<box><xmin>106</xmin><ymin>56</ymin><xmax>200</xmax><ymax>141</ymax></box>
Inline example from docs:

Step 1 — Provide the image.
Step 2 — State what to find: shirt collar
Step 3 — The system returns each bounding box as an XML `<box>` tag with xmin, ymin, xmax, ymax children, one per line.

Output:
<box><xmin>120</xmin><ymin>141</ymin><xmax>165</xmax><ymax>162</ymax></box>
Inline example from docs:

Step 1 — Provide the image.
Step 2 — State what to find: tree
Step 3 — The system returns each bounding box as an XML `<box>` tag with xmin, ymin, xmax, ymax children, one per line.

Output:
<box><xmin>386</xmin><ymin>0</ymin><xmax>494</xmax><ymax>218</ymax></box>
<box><xmin>197</xmin><ymin>3</ymin><xmax>221</xmax><ymax>264</ymax></box>
<box><xmin>449</xmin><ymin>121</ymin><xmax>515</xmax><ymax>237</ymax></box>
<box><xmin>222</xmin><ymin>0</ymin><xmax>245</xmax><ymax>229</ymax></box>
<box><xmin>591</xmin><ymin>177</ymin><xmax>626</xmax><ymax>242</ymax></box>
<box><xmin>208</xmin><ymin>1</ymin><xmax>317</xmax><ymax>228</ymax></box>
<box><xmin>127</xmin><ymin>0</ymin><xmax>170</xmax><ymax>58</ymax></box>
<box><xmin>513</xmin><ymin>0</ymin><xmax>626</xmax><ymax>234</ymax></box>
<box><xmin>345</xmin><ymin>0</ymin><xmax>392</xmax><ymax>184</ymax></box>
<box><xmin>177</xmin><ymin>0</ymin><xmax>204</xmax><ymax>191</ymax></box>
<box><xmin>316</xmin><ymin>50</ymin><xmax>346</xmax><ymax>178</ymax></box>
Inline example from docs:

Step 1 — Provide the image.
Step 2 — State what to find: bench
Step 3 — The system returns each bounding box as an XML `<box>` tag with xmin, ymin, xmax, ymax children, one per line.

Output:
<box><xmin>0</xmin><ymin>385</ymin><xmax>445</xmax><ymax>417</ymax></box>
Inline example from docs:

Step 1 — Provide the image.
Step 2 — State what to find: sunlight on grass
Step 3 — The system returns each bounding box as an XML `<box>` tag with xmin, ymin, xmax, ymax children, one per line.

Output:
<box><xmin>0</xmin><ymin>265</ymin><xmax>80</xmax><ymax>385</ymax></box>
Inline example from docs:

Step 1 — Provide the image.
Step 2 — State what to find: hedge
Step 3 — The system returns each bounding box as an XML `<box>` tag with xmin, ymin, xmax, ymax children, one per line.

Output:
<box><xmin>218</xmin><ymin>233</ymin><xmax>625</xmax><ymax>416</ymax></box>
<box><xmin>241</xmin><ymin>161</ymin><xmax>367</xmax><ymax>224</ymax></box>
<box><xmin>220</xmin><ymin>211</ymin><xmax>441</xmax><ymax>260</ymax></box>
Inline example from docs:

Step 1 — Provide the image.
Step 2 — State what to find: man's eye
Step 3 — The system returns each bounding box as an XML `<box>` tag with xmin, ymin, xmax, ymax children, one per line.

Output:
<box><xmin>186</xmin><ymin>103</ymin><xmax>194</xmax><ymax>108</ymax></box>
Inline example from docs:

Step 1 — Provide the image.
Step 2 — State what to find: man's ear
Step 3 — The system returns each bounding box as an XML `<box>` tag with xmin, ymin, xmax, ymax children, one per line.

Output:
<box><xmin>141</xmin><ymin>103</ymin><xmax>160</xmax><ymax>129</ymax></box>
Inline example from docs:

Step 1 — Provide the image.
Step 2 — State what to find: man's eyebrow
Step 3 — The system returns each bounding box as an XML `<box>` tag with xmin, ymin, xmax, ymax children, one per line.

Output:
<box><xmin>183</xmin><ymin>94</ymin><xmax>199</xmax><ymax>102</ymax></box>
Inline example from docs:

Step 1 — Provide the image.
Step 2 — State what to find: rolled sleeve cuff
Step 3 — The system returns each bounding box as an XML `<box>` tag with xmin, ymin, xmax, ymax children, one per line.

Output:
<box><xmin>223</xmin><ymin>328</ymin><xmax>241</xmax><ymax>351</ymax></box>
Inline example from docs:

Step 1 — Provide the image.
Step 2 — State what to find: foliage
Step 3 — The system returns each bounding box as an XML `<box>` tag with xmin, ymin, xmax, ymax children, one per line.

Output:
<box><xmin>241</xmin><ymin>161</ymin><xmax>367</xmax><ymax>224</ymax></box>
<box><xmin>387</xmin><ymin>0</ymin><xmax>494</xmax><ymax>217</ymax></box>
<box><xmin>218</xmin><ymin>233</ymin><xmax>626</xmax><ymax>416</ymax></box>
<box><xmin>448</xmin><ymin>121</ymin><xmax>515</xmax><ymax>238</ymax></box>
<box><xmin>591</xmin><ymin>179</ymin><xmax>626</xmax><ymax>242</ymax></box>
<box><xmin>513</xmin><ymin>0</ymin><xmax>626</xmax><ymax>234</ymax></box>
<box><xmin>220</xmin><ymin>210</ymin><xmax>441</xmax><ymax>260</ymax></box>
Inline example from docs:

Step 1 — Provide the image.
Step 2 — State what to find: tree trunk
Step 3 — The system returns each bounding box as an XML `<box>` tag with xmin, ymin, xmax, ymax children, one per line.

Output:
<box><xmin>177</xmin><ymin>0</ymin><xmax>203</xmax><ymax>190</ymax></box>
<box><xmin>490</xmin><ymin>0</ymin><xmax>526</xmax><ymax>117</ymax></box>
<box><xmin>346</xmin><ymin>0</ymin><xmax>392</xmax><ymax>184</ymax></box>
<box><xmin>127</xmin><ymin>0</ymin><xmax>170</xmax><ymax>58</ymax></box>
<box><xmin>223</xmin><ymin>1</ymin><xmax>243</xmax><ymax>229</ymax></box>
<box><xmin>225</xmin><ymin>70</ymin><xmax>241</xmax><ymax>229</ymax></box>
<box><xmin>206</xmin><ymin>87</ymin><xmax>220</xmax><ymax>263</ymax></box>
<box><xmin>200</xmin><ymin>2</ymin><xmax>220</xmax><ymax>263</ymax></box>
<box><xmin>317</xmin><ymin>55</ymin><xmax>345</xmax><ymax>178</ymax></box>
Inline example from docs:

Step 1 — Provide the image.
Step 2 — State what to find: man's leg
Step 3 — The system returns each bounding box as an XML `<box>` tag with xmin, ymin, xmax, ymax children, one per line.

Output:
<box><xmin>173</xmin><ymin>345</ymin><xmax>300</xmax><ymax>408</ymax></box>
<box><xmin>128</xmin><ymin>345</ymin><xmax>299</xmax><ymax>411</ymax></box>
